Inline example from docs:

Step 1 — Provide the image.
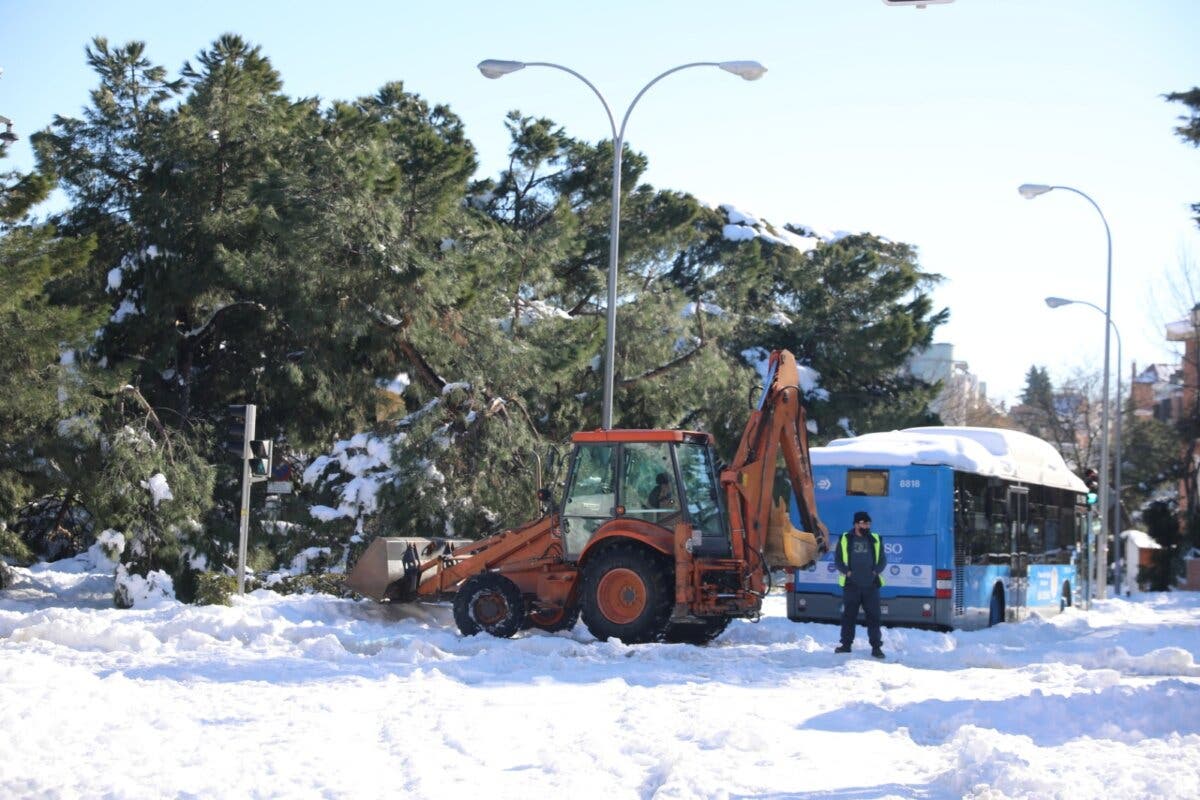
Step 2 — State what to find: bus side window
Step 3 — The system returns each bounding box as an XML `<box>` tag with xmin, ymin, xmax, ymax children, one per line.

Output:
<box><xmin>1044</xmin><ymin>514</ymin><xmax>1059</xmax><ymax>553</ymax></box>
<box><xmin>986</xmin><ymin>485</ymin><xmax>1009</xmax><ymax>560</ymax></box>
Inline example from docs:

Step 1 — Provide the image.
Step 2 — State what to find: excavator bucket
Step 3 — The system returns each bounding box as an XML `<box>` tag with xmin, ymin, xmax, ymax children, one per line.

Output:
<box><xmin>345</xmin><ymin>537</ymin><xmax>464</xmax><ymax>603</ymax></box>
<box><xmin>764</xmin><ymin>497</ymin><xmax>822</xmax><ymax>569</ymax></box>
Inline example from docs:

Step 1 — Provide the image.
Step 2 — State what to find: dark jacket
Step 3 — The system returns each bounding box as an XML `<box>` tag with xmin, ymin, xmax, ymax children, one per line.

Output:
<box><xmin>835</xmin><ymin>530</ymin><xmax>886</xmax><ymax>588</ymax></box>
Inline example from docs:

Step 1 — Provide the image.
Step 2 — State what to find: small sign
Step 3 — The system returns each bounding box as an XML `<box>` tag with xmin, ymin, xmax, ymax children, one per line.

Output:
<box><xmin>267</xmin><ymin>481</ymin><xmax>293</xmax><ymax>495</ymax></box>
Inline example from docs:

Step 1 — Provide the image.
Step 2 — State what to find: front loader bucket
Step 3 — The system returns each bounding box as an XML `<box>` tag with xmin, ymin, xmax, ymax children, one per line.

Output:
<box><xmin>346</xmin><ymin>537</ymin><xmax>463</xmax><ymax>603</ymax></box>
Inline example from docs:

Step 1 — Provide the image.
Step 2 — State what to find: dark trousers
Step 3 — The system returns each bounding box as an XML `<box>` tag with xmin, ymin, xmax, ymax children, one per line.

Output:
<box><xmin>840</xmin><ymin>582</ymin><xmax>883</xmax><ymax>648</ymax></box>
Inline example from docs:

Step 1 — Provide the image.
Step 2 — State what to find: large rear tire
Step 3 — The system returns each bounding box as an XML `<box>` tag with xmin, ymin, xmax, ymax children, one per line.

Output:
<box><xmin>663</xmin><ymin>616</ymin><xmax>731</xmax><ymax>645</ymax></box>
<box><xmin>581</xmin><ymin>543</ymin><xmax>673</xmax><ymax>644</ymax></box>
<box><xmin>453</xmin><ymin>572</ymin><xmax>525</xmax><ymax>638</ymax></box>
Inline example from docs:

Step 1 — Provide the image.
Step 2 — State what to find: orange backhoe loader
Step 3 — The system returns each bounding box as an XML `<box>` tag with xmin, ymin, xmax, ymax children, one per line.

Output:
<box><xmin>346</xmin><ymin>349</ymin><xmax>830</xmax><ymax>644</ymax></box>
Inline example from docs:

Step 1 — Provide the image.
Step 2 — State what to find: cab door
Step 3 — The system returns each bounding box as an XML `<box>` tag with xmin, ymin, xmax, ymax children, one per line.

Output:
<box><xmin>560</xmin><ymin>444</ymin><xmax>616</xmax><ymax>557</ymax></box>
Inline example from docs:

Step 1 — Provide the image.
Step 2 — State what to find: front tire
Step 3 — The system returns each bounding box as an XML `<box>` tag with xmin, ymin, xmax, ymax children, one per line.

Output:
<box><xmin>581</xmin><ymin>543</ymin><xmax>673</xmax><ymax>644</ymax></box>
<box><xmin>453</xmin><ymin>572</ymin><xmax>525</xmax><ymax>638</ymax></box>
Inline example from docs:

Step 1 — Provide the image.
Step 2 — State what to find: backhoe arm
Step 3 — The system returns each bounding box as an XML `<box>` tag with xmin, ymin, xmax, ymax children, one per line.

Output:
<box><xmin>721</xmin><ymin>350</ymin><xmax>830</xmax><ymax>591</ymax></box>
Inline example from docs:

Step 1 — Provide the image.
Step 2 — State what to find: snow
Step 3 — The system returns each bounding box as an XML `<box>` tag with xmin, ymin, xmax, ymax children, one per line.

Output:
<box><xmin>681</xmin><ymin>301</ymin><xmax>725</xmax><ymax>318</ymax></box>
<box><xmin>742</xmin><ymin>346</ymin><xmax>830</xmax><ymax>402</ymax></box>
<box><xmin>496</xmin><ymin>298</ymin><xmax>573</xmax><ymax>331</ymax></box>
<box><xmin>1166</xmin><ymin>318</ymin><xmax>1196</xmax><ymax>341</ymax></box>
<box><xmin>141</xmin><ymin>472</ymin><xmax>174</xmax><ymax>507</ymax></box>
<box><xmin>814</xmin><ymin>426</ymin><xmax>1088</xmax><ymax>493</ymax></box>
<box><xmin>719</xmin><ymin>203</ymin><xmax>822</xmax><ymax>253</ymax></box>
<box><xmin>379</xmin><ymin>371</ymin><xmax>410</xmax><ymax>395</ymax></box>
<box><xmin>2</xmin><ymin>558</ymin><xmax>1199</xmax><ymax>799</ymax></box>
<box><xmin>1122</xmin><ymin>529</ymin><xmax>1163</xmax><ymax>550</ymax></box>
<box><xmin>110</xmin><ymin>297</ymin><xmax>141</xmax><ymax>323</ymax></box>
<box><xmin>302</xmin><ymin>430</ymin><xmax>408</xmax><ymax>527</ymax></box>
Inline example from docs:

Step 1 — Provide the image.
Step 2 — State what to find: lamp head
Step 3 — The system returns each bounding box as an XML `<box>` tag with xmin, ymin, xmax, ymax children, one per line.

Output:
<box><xmin>478</xmin><ymin>60</ymin><xmax>526</xmax><ymax>79</ymax></box>
<box><xmin>1044</xmin><ymin>297</ymin><xmax>1074</xmax><ymax>309</ymax></box>
<box><xmin>1019</xmin><ymin>183</ymin><xmax>1053</xmax><ymax>200</ymax></box>
<box><xmin>718</xmin><ymin>60</ymin><xmax>767</xmax><ymax>81</ymax></box>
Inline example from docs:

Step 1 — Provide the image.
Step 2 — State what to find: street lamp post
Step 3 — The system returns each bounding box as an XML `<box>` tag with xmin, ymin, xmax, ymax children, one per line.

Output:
<box><xmin>479</xmin><ymin>59</ymin><xmax>766</xmax><ymax>429</ymax></box>
<box><xmin>1045</xmin><ymin>296</ymin><xmax>1123</xmax><ymax>598</ymax></box>
<box><xmin>1021</xmin><ymin>183</ymin><xmax>1113</xmax><ymax>598</ymax></box>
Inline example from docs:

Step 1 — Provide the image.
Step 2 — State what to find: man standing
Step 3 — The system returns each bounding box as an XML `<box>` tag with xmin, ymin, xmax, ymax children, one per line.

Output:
<box><xmin>834</xmin><ymin>510</ymin><xmax>887</xmax><ymax>658</ymax></box>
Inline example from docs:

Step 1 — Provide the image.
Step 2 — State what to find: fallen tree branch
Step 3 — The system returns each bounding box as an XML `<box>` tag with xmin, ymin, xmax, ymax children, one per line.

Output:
<box><xmin>120</xmin><ymin>384</ymin><xmax>175</xmax><ymax>463</ymax></box>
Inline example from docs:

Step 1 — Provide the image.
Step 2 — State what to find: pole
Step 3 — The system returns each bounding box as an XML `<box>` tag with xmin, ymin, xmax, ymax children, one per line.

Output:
<box><xmin>1044</xmin><ymin>187</ymin><xmax>1113</xmax><ymax>599</ymax></box>
<box><xmin>1095</xmin><ymin>196</ymin><xmax>1113</xmax><ymax>601</ymax></box>
<box><xmin>1112</xmin><ymin>327</ymin><xmax>1123</xmax><ymax>593</ymax></box>
<box><xmin>1044</xmin><ymin>296</ymin><xmax>1121</xmax><ymax>601</ymax></box>
<box><xmin>484</xmin><ymin>60</ymin><xmax>756</xmax><ymax>430</ymax></box>
<box><xmin>237</xmin><ymin>404</ymin><xmax>255</xmax><ymax>595</ymax></box>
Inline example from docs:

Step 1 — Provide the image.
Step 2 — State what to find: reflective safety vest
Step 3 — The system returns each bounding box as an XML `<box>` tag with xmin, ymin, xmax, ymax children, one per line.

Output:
<box><xmin>838</xmin><ymin>531</ymin><xmax>885</xmax><ymax>587</ymax></box>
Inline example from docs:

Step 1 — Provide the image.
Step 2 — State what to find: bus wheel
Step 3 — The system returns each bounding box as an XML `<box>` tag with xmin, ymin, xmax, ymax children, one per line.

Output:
<box><xmin>988</xmin><ymin>586</ymin><xmax>1005</xmax><ymax>627</ymax></box>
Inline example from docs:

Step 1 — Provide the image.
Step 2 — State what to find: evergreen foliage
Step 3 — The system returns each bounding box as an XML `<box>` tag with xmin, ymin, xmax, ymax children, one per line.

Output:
<box><xmin>0</xmin><ymin>118</ymin><xmax>105</xmax><ymax>532</ymax></box>
<box><xmin>3</xmin><ymin>33</ymin><xmax>952</xmax><ymax>599</ymax></box>
<box><xmin>1122</xmin><ymin>416</ymin><xmax>1184</xmax><ymax>510</ymax></box>
<box><xmin>1166</xmin><ymin>86</ymin><xmax>1200</xmax><ymax>224</ymax></box>
<box><xmin>1020</xmin><ymin>366</ymin><xmax>1054</xmax><ymax>408</ymax></box>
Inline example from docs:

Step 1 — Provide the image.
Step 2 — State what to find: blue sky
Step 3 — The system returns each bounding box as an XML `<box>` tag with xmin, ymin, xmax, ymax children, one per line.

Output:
<box><xmin>3</xmin><ymin>0</ymin><xmax>1199</xmax><ymax>404</ymax></box>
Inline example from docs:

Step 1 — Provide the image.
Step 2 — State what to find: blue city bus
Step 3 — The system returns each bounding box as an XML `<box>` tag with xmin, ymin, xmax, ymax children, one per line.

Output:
<box><xmin>788</xmin><ymin>427</ymin><xmax>1091</xmax><ymax>630</ymax></box>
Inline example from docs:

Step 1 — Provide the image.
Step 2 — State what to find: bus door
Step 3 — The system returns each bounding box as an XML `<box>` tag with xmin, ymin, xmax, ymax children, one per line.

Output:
<box><xmin>1007</xmin><ymin>486</ymin><xmax>1029</xmax><ymax>620</ymax></box>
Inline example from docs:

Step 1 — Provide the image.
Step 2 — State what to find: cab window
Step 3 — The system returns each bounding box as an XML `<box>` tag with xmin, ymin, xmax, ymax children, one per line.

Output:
<box><xmin>677</xmin><ymin>442</ymin><xmax>724</xmax><ymax>539</ymax></box>
<box><xmin>561</xmin><ymin>444</ymin><xmax>615</xmax><ymax>555</ymax></box>
<box><xmin>620</xmin><ymin>442</ymin><xmax>677</xmax><ymax>524</ymax></box>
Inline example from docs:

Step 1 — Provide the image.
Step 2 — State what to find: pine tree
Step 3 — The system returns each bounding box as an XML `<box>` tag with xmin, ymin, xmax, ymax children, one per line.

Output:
<box><xmin>1020</xmin><ymin>365</ymin><xmax>1054</xmax><ymax>407</ymax></box>
<box><xmin>0</xmin><ymin>139</ymin><xmax>102</xmax><ymax>540</ymax></box>
<box><xmin>671</xmin><ymin>223</ymin><xmax>947</xmax><ymax>443</ymax></box>
<box><xmin>1166</xmin><ymin>87</ymin><xmax>1200</xmax><ymax>224</ymax></box>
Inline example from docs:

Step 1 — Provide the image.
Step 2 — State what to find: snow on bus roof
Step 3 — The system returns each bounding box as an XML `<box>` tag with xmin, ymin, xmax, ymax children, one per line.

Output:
<box><xmin>811</xmin><ymin>426</ymin><xmax>1088</xmax><ymax>493</ymax></box>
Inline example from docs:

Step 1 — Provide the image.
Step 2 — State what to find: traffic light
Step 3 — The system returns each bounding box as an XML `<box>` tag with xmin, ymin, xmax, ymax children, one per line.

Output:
<box><xmin>1082</xmin><ymin>468</ymin><xmax>1099</xmax><ymax>506</ymax></box>
<box><xmin>226</xmin><ymin>404</ymin><xmax>256</xmax><ymax>458</ymax></box>
<box><xmin>248</xmin><ymin>439</ymin><xmax>272</xmax><ymax>482</ymax></box>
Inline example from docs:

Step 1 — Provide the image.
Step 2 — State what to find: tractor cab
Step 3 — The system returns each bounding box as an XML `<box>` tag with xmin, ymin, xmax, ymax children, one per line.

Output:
<box><xmin>559</xmin><ymin>430</ymin><xmax>729</xmax><ymax>559</ymax></box>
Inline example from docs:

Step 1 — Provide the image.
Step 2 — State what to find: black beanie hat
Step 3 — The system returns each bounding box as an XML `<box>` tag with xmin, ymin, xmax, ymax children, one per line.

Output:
<box><xmin>853</xmin><ymin>511</ymin><xmax>871</xmax><ymax>524</ymax></box>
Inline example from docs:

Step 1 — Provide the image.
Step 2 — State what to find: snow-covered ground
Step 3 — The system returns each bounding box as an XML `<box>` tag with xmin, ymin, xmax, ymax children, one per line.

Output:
<box><xmin>3</xmin><ymin>549</ymin><xmax>1199</xmax><ymax>799</ymax></box>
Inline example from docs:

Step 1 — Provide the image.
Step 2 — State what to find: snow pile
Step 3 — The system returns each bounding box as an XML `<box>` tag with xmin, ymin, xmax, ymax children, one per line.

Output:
<box><xmin>2</xmin><ymin>556</ymin><xmax>1199</xmax><ymax>798</ymax></box>
<box><xmin>114</xmin><ymin>565</ymin><xmax>176</xmax><ymax>608</ymax></box>
<box><xmin>720</xmin><ymin>203</ymin><xmax>823</xmax><ymax>253</ymax></box>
